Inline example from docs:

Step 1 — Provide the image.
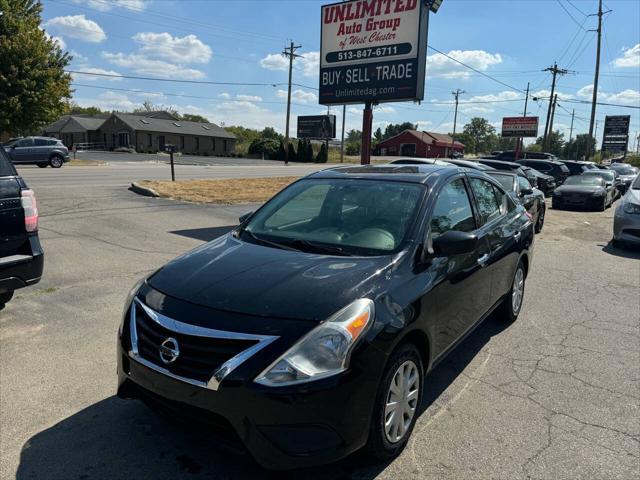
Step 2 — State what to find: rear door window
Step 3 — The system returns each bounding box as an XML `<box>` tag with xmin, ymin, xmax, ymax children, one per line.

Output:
<box><xmin>470</xmin><ymin>178</ymin><xmax>502</xmax><ymax>226</ymax></box>
<box><xmin>17</xmin><ymin>138</ymin><xmax>34</xmax><ymax>147</ymax></box>
<box><xmin>34</xmin><ymin>139</ymin><xmax>49</xmax><ymax>146</ymax></box>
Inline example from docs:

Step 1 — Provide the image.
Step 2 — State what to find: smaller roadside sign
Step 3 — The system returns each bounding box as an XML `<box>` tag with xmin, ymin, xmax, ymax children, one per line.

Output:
<box><xmin>502</xmin><ymin>117</ymin><xmax>539</xmax><ymax>138</ymax></box>
<box><xmin>602</xmin><ymin>115</ymin><xmax>630</xmax><ymax>153</ymax></box>
<box><xmin>297</xmin><ymin>115</ymin><xmax>337</xmax><ymax>139</ymax></box>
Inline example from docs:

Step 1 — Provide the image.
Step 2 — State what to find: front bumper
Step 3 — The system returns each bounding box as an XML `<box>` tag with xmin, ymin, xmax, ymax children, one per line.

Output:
<box><xmin>614</xmin><ymin>209</ymin><xmax>640</xmax><ymax>245</ymax></box>
<box><xmin>552</xmin><ymin>194</ymin><xmax>606</xmax><ymax>210</ymax></box>
<box><xmin>116</xmin><ymin>297</ymin><xmax>385</xmax><ymax>470</ymax></box>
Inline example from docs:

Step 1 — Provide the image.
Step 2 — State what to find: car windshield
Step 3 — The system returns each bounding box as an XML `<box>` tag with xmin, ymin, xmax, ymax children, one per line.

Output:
<box><xmin>564</xmin><ymin>176</ymin><xmax>604</xmax><ymax>186</ymax></box>
<box><xmin>583</xmin><ymin>171</ymin><xmax>614</xmax><ymax>181</ymax></box>
<box><xmin>610</xmin><ymin>165</ymin><xmax>637</xmax><ymax>175</ymax></box>
<box><xmin>488</xmin><ymin>174</ymin><xmax>514</xmax><ymax>191</ymax></box>
<box><xmin>633</xmin><ymin>175</ymin><xmax>640</xmax><ymax>190</ymax></box>
<box><xmin>242</xmin><ymin>179</ymin><xmax>424</xmax><ymax>256</ymax></box>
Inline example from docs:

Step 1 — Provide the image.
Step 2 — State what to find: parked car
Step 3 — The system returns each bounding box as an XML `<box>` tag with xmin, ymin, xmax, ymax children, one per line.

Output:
<box><xmin>476</xmin><ymin>159</ymin><xmax>538</xmax><ymax>186</ymax></box>
<box><xmin>488</xmin><ymin>171</ymin><xmax>546</xmax><ymax>233</ymax></box>
<box><xmin>390</xmin><ymin>158</ymin><xmax>493</xmax><ymax>172</ymax></box>
<box><xmin>492</xmin><ymin>151</ymin><xmax>558</xmax><ymax>161</ymax></box>
<box><xmin>608</xmin><ymin>164</ymin><xmax>638</xmax><ymax>194</ymax></box>
<box><xmin>117</xmin><ymin>164</ymin><xmax>535</xmax><ymax>470</ymax></box>
<box><xmin>442</xmin><ymin>158</ymin><xmax>495</xmax><ymax>171</ymax></box>
<box><xmin>516</xmin><ymin>159</ymin><xmax>571</xmax><ymax>186</ymax></box>
<box><xmin>552</xmin><ymin>175</ymin><xmax>614</xmax><ymax>211</ymax></box>
<box><xmin>0</xmin><ymin>147</ymin><xmax>44</xmax><ymax>308</ymax></box>
<box><xmin>581</xmin><ymin>170</ymin><xmax>623</xmax><ymax>198</ymax></box>
<box><xmin>3</xmin><ymin>136</ymin><xmax>70</xmax><ymax>168</ymax></box>
<box><xmin>520</xmin><ymin>166</ymin><xmax>556</xmax><ymax>196</ymax></box>
<box><xmin>613</xmin><ymin>174</ymin><xmax>640</xmax><ymax>248</ymax></box>
<box><xmin>558</xmin><ymin>160</ymin><xmax>590</xmax><ymax>176</ymax></box>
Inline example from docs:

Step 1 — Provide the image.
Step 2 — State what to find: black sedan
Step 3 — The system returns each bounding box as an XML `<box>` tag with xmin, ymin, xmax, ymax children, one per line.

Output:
<box><xmin>520</xmin><ymin>166</ymin><xmax>556</xmax><ymax>196</ymax></box>
<box><xmin>552</xmin><ymin>175</ymin><xmax>614</xmax><ymax>211</ymax></box>
<box><xmin>581</xmin><ymin>170</ymin><xmax>623</xmax><ymax>199</ymax></box>
<box><xmin>117</xmin><ymin>164</ymin><xmax>535</xmax><ymax>470</ymax></box>
<box><xmin>488</xmin><ymin>171</ymin><xmax>546</xmax><ymax>233</ymax></box>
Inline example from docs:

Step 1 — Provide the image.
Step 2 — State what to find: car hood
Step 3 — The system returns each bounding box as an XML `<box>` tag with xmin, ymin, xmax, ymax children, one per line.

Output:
<box><xmin>148</xmin><ymin>234</ymin><xmax>399</xmax><ymax>322</ymax></box>
<box><xmin>556</xmin><ymin>185</ymin><xmax>604</xmax><ymax>195</ymax></box>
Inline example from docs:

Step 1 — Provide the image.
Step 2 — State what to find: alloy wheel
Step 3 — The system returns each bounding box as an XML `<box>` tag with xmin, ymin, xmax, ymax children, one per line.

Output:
<box><xmin>384</xmin><ymin>360</ymin><xmax>420</xmax><ymax>444</ymax></box>
<box><xmin>512</xmin><ymin>267</ymin><xmax>525</xmax><ymax>315</ymax></box>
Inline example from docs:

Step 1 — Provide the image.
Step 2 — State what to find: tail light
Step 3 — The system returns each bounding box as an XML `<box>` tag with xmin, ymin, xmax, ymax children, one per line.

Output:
<box><xmin>524</xmin><ymin>211</ymin><xmax>533</xmax><ymax>221</ymax></box>
<box><xmin>21</xmin><ymin>189</ymin><xmax>38</xmax><ymax>232</ymax></box>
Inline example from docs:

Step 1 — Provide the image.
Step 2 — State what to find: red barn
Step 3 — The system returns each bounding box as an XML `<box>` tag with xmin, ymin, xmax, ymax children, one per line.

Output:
<box><xmin>376</xmin><ymin>130</ymin><xmax>465</xmax><ymax>158</ymax></box>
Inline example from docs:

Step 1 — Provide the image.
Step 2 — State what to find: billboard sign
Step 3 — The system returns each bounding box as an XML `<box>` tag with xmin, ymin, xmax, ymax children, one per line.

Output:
<box><xmin>502</xmin><ymin>117</ymin><xmax>539</xmax><ymax>138</ymax></box>
<box><xmin>602</xmin><ymin>115</ymin><xmax>630</xmax><ymax>152</ymax></box>
<box><xmin>319</xmin><ymin>0</ymin><xmax>429</xmax><ymax>105</ymax></box>
<box><xmin>297</xmin><ymin>115</ymin><xmax>337</xmax><ymax>139</ymax></box>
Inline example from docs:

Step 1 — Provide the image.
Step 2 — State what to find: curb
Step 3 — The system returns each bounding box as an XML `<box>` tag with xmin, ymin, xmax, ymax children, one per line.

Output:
<box><xmin>130</xmin><ymin>182</ymin><xmax>160</xmax><ymax>198</ymax></box>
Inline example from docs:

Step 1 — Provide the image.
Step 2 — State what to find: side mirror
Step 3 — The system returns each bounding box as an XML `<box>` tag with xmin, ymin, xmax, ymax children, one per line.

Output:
<box><xmin>606</xmin><ymin>182</ymin><xmax>613</xmax><ymax>188</ymax></box>
<box><xmin>520</xmin><ymin>188</ymin><xmax>533</xmax><ymax>196</ymax></box>
<box><xmin>238</xmin><ymin>211</ymin><xmax>254</xmax><ymax>224</ymax></box>
<box><xmin>432</xmin><ymin>231</ymin><xmax>479</xmax><ymax>257</ymax></box>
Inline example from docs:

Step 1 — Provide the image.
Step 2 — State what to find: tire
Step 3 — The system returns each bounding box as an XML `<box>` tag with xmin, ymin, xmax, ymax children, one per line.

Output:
<box><xmin>534</xmin><ymin>205</ymin><xmax>545</xmax><ymax>234</ymax></box>
<box><xmin>37</xmin><ymin>163</ymin><xmax>48</xmax><ymax>168</ymax></box>
<box><xmin>49</xmin><ymin>155</ymin><xmax>64</xmax><ymax>168</ymax></box>
<box><xmin>498</xmin><ymin>260</ymin><xmax>526</xmax><ymax>323</ymax></box>
<box><xmin>599</xmin><ymin>198</ymin><xmax>607</xmax><ymax>212</ymax></box>
<box><xmin>0</xmin><ymin>290</ymin><xmax>14</xmax><ymax>307</ymax></box>
<box><xmin>366</xmin><ymin>343</ymin><xmax>423</xmax><ymax>461</ymax></box>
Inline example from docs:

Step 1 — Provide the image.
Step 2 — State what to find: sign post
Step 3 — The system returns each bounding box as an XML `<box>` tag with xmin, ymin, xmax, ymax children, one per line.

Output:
<box><xmin>164</xmin><ymin>144</ymin><xmax>176</xmax><ymax>182</ymax></box>
<box><xmin>319</xmin><ymin>0</ymin><xmax>433</xmax><ymax>165</ymax></box>
<box><xmin>602</xmin><ymin>115</ymin><xmax>631</xmax><ymax>156</ymax></box>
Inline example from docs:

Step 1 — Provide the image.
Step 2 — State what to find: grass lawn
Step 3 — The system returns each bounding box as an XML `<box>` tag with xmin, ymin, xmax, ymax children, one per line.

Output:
<box><xmin>138</xmin><ymin>177</ymin><xmax>300</xmax><ymax>204</ymax></box>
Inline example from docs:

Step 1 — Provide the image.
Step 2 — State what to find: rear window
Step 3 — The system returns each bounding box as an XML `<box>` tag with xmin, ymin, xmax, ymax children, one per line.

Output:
<box><xmin>0</xmin><ymin>148</ymin><xmax>16</xmax><ymax>176</ymax></box>
<box><xmin>489</xmin><ymin>174</ymin><xmax>515</xmax><ymax>191</ymax></box>
<box><xmin>559</xmin><ymin>164</ymin><xmax>570</xmax><ymax>174</ymax></box>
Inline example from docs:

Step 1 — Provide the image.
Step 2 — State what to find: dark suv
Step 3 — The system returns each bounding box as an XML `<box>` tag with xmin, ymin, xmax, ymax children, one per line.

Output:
<box><xmin>0</xmin><ymin>148</ymin><xmax>44</xmax><ymax>307</ymax></box>
<box><xmin>516</xmin><ymin>159</ymin><xmax>570</xmax><ymax>185</ymax></box>
<box><xmin>558</xmin><ymin>160</ymin><xmax>590</xmax><ymax>176</ymax></box>
<box><xmin>493</xmin><ymin>151</ymin><xmax>558</xmax><ymax>161</ymax></box>
<box><xmin>117</xmin><ymin>164</ymin><xmax>534</xmax><ymax>470</ymax></box>
<box><xmin>4</xmin><ymin>136</ymin><xmax>70</xmax><ymax>168</ymax></box>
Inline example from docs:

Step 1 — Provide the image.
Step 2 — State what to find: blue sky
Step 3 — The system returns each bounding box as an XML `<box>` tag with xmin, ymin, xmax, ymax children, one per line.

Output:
<box><xmin>41</xmin><ymin>0</ymin><xmax>640</xmax><ymax>147</ymax></box>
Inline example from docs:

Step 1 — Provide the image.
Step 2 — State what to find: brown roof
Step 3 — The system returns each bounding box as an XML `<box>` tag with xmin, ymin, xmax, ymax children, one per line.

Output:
<box><xmin>379</xmin><ymin>130</ymin><xmax>465</xmax><ymax>148</ymax></box>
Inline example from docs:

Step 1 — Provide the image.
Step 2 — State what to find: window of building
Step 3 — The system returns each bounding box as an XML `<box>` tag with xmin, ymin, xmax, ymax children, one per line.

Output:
<box><xmin>195</xmin><ymin>137</ymin><xmax>200</xmax><ymax>150</ymax></box>
<box><xmin>180</xmin><ymin>136</ymin><xmax>185</xmax><ymax>150</ymax></box>
<box><xmin>147</xmin><ymin>134</ymin><xmax>152</xmax><ymax>147</ymax></box>
<box><xmin>212</xmin><ymin>138</ymin><xmax>216</xmax><ymax>151</ymax></box>
<box><xmin>223</xmin><ymin>139</ymin><xmax>228</xmax><ymax>152</ymax></box>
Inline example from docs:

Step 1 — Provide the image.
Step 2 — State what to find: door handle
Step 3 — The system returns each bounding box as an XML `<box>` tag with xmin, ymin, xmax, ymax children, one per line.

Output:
<box><xmin>478</xmin><ymin>253</ymin><xmax>490</xmax><ymax>267</ymax></box>
<box><xmin>514</xmin><ymin>231</ymin><xmax>522</xmax><ymax>241</ymax></box>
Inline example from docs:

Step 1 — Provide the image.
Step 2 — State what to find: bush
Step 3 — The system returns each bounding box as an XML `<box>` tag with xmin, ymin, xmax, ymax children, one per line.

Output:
<box><xmin>625</xmin><ymin>154</ymin><xmax>640</xmax><ymax>168</ymax></box>
<box><xmin>248</xmin><ymin>138</ymin><xmax>280</xmax><ymax>159</ymax></box>
<box><xmin>315</xmin><ymin>143</ymin><xmax>328</xmax><ymax>163</ymax></box>
<box><xmin>345</xmin><ymin>142</ymin><xmax>360</xmax><ymax>156</ymax></box>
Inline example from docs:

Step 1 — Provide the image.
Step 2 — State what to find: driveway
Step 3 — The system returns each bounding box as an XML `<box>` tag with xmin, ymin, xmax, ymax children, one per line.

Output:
<box><xmin>0</xmin><ymin>170</ymin><xmax>638</xmax><ymax>479</ymax></box>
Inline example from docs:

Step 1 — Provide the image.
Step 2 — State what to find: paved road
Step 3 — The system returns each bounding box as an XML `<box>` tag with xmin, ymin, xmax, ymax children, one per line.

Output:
<box><xmin>74</xmin><ymin>150</ymin><xmax>288</xmax><ymax>166</ymax></box>
<box><xmin>1</xmin><ymin>170</ymin><xmax>638</xmax><ymax>480</ymax></box>
<box><xmin>16</xmin><ymin>162</ymin><xmax>329</xmax><ymax>189</ymax></box>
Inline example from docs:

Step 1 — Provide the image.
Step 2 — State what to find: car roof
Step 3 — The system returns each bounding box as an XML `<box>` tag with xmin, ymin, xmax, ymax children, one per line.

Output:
<box><xmin>522</xmin><ymin>158</ymin><xmax>564</xmax><ymax>165</ymax></box>
<box><xmin>444</xmin><ymin>159</ymin><xmax>494</xmax><ymax>171</ymax></box>
<box><xmin>390</xmin><ymin>158</ymin><xmax>451</xmax><ymax>166</ymax></box>
<box><xmin>308</xmin><ymin>164</ymin><xmax>461</xmax><ymax>184</ymax></box>
<box><xmin>487</xmin><ymin>170</ymin><xmax>517</xmax><ymax>177</ymax></box>
<box><xmin>478</xmin><ymin>158</ymin><xmax>521</xmax><ymax>168</ymax></box>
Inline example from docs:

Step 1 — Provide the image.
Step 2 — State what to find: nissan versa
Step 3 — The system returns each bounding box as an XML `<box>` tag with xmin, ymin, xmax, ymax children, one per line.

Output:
<box><xmin>117</xmin><ymin>164</ymin><xmax>535</xmax><ymax>469</ymax></box>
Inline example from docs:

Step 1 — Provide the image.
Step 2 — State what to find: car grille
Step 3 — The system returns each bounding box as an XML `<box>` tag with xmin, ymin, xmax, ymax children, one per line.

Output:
<box><xmin>565</xmin><ymin>193</ymin><xmax>587</xmax><ymax>203</ymax></box>
<box><xmin>129</xmin><ymin>300</ymin><xmax>277</xmax><ymax>388</ymax></box>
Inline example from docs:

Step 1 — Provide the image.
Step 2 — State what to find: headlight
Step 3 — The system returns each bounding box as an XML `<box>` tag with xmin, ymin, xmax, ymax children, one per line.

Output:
<box><xmin>255</xmin><ymin>299</ymin><xmax>374</xmax><ymax>387</ymax></box>
<box><xmin>122</xmin><ymin>274</ymin><xmax>151</xmax><ymax>319</ymax></box>
<box><xmin>591</xmin><ymin>192</ymin><xmax>604</xmax><ymax>197</ymax></box>
<box><xmin>623</xmin><ymin>202</ymin><xmax>640</xmax><ymax>214</ymax></box>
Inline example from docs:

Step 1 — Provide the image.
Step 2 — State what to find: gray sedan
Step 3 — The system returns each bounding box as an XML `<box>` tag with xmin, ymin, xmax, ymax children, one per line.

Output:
<box><xmin>613</xmin><ymin>174</ymin><xmax>640</xmax><ymax>247</ymax></box>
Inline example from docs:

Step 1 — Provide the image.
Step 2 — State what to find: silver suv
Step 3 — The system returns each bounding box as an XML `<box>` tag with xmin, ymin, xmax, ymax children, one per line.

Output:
<box><xmin>3</xmin><ymin>137</ymin><xmax>70</xmax><ymax>168</ymax></box>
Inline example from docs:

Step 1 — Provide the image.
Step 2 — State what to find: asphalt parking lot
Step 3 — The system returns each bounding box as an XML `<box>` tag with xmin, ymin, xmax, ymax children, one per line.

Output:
<box><xmin>1</xmin><ymin>165</ymin><xmax>638</xmax><ymax>480</ymax></box>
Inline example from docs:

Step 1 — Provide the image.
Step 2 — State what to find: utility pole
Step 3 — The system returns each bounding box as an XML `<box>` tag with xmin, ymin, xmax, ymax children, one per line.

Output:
<box><xmin>517</xmin><ymin>82</ymin><xmax>531</xmax><ymax>159</ymax></box>
<box><xmin>542</xmin><ymin>63</ymin><xmax>568</xmax><ymax>150</ymax></box>
<box><xmin>586</xmin><ymin>0</ymin><xmax>609</xmax><ymax>160</ymax></box>
<box><xmin>523</xmin><ymin>82</ymin><xmax>530</xmax><ymax>117</ymax></box>
<box><xmin>282</xmin><ymin>41</ymin><xmax>302</xmax><ymax>166</ymax></box>
<box><xmin>569</xmin><ymin>109</ymin><xmax>575</xmax><ymax>143</ymax></box>
<box><xmin>340</xmin><ymin>105</ymin><xmax>346</xmax><ymax>163</ymax></box>
<box><xmin>547</xmin><ymin>94</ymin><xmax>558</xmax><ymax>150</ymax></box>
<box><xmin>451</xmin><ymin>89</ymin><xmax>465</xmax><ymax>157</ymax></box>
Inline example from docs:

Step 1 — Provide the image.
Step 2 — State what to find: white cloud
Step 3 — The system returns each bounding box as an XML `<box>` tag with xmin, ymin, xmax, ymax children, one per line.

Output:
<box><xmin>427</xmin><ymin>50</ymin><xmax>502</xmax><ymax>79</ymax></box>
<box><xmin>375</xmin><ymin>105</ymin><xmax>396</xmax><ymax>114</ymax></box>
<box><xmin>70</xmin><ymin>0</ymin><xmax>148</xmax><ymax>11</ymax></box>
<box><xmin>218</xmin><ymin>92</ymin><xmax>231</xmax><ymax>99</ymax></box>
<box><xmin>577</xmin><ymin>84</ymin><xmax>640</xmax><ymax>106</ymax></box>
<box><xmin>236</xmin><ymin>94</ymin><xmax>263</xmax><ymax>102</ymax></box>
<box><xmin>416</xmin><ymin>121</ymin><xmax>433</xmax><ymax>130</ymax></box>
<box><xmin>102</xmin><ymin>52</ymin><xmax>205</xmax><ymax>79</ymax></box>
<box><xmin>276</xmin><ymin>89</ymin><xmax>318</xmax><ymax>104</ymax></box>
<box><xmin>260</xmin><ymin>51</ymin><xmax>320</xmax><ymax>78</ymax></box>
<box><xmin>532</xmin><ymin>89</ymin><xmax>574</xmax><ymax>101</ymax></box>
<box><xmin>72</xmin><ymin>67</ymin><xmax>122</xmax><ymax>81</ymax></box>
<box><xmin>132</xmin><ymin>32</ymin><xmax>212</xmax><ymax>64</ymax></box>
<box><xmin>613</xmin><ymin>44</ymin><xmax>640</xmax><ymax>68</ymax></box>
<box><xmin>45</xmin><ymin>15</ymin><xmax>106</xmax><ymax>43</ymax></box>
<box><xmin>76</xmin><ymin>91</ymin><xmax>136</xmax><ymax>111</ymax></box>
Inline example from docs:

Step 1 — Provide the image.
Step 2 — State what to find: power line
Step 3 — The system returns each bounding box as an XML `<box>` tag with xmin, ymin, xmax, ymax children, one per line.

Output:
<box><xmin>566</xmin><ymin>0</ymin><xmax>588</xmax><ymax>17</ymax></box>
<box><xmin>66</xmin><ymin>70</ymin><xmax>286</xmax><ymax>87</ymax></box>
<box><xmin>556</xmin><ymin>0</ymin><xmax>587</xmax><ymax>30</ymax></box>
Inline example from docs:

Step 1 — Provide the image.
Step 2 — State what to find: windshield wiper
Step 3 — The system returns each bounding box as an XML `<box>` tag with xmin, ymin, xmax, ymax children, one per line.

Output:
<box><xmin>242</xmin><ymin>230</ymin><xmax>300</xmax><ymax>252</ymax></box>
<box><xmin>287</xmin><ymin>239</ymin><xmax>353</xmax><ymax>257</ymax></box>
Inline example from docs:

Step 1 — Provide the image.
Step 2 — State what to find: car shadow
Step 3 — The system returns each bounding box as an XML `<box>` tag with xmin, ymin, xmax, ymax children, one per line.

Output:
<box><xmin>601</xmin><ymin>240</ymin><xmax>640</xmax><ymax>259</ymax></box>
<box><xmin>16</xmin><ymin>315</ymin><xmax>507</xmax><ymax>480</ymax></box>
<box><xmin>169</xmin><ymin>225</ymin><xmax>236</xmax><ymax>242</ymax></box>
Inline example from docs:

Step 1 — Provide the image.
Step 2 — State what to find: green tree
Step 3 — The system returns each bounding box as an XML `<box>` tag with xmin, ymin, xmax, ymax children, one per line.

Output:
<box><xmin>496</xmin><ymin>135</ymin><xmax>517</xmax><ymax>151</ymax></box>
<box><xmin>181</xmin><ymin>113</ymin><xmax>210</xmax><ymax>123</ymax></box>
<box><xmin>347</xmin><ymin>129</ymin><xmax>363</xmax><ymax>143</ymax></box>
<box><xmin>462</xmin><ymin>118</ymin><xmax>497</xmax><ymax>155</ymax></box>
<box><xmin>315</xmin><ymin>142</ymin><xmax>328</xmax><ymax>163</ymax></box>
<box><xmin>563</xmin><ymin>134</ymin><xmax>595</xmax><ymax>160</ymax></box>
<box><xmin>0</xmin><ymin>0</ymin><xmax>72</xmax><ymax>136</ymax></box>
<box><xmin>261</xmin><ymin>127</ymin><xmax>283</xmax><ymax>141</ymax></box>
<box><xmin>452</xmin><ymin>132</ymin><xmax>475</xmax><ymax>154</ymax></box>
<box><xmin>383</xmin><ymin>122</ymin><xmax>417</xmax><ymax>140</ymax></box>
<box><xmin>277</xmin><ymin>139</ymin><xmax>287</xmax><ymax>161</ymax></box>
<box><xmin>248</xmin><ymin>138</ymin><xmax>279</xmax><ymax>159</ymax></box>
<box><xmin>64</xmin><ymin>103</ymin><xmax>106</xmax><ymax>116</ymax></box>
<box><xmin>373</xmin><ymin>127</ymin><xmax>383</xmax><ymax>144</ymax></box>
<box><xmin>534</xmin><ymin>130</ymin><xmax>565</xmax><ymax>156</ymax></box>
<box><xmin>133</xmin><ymin>100</ymin><xmax>179</xmax><ymax>117</ymax></box>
